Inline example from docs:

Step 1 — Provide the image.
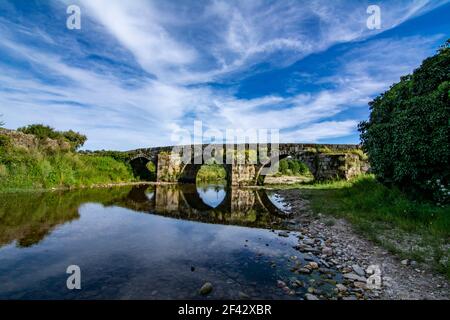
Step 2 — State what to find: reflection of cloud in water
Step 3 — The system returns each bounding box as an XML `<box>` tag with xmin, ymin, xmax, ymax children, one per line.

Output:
<box><xmin>197</xmin><ymin>186</ymin><xmax>226</xmax><ymax>208</ymax></box>
<box><xmin>266</xmin><ymin>192</ymin><xmax>291</xmax><ymax>212</ymax></box>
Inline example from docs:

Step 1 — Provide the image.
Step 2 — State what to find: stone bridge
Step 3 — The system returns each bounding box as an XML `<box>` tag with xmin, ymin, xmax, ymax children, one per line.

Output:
<box><xmin>124</xmin><ymin>143</ymin><xmax>369</xmax><ymax>186</ymax></box>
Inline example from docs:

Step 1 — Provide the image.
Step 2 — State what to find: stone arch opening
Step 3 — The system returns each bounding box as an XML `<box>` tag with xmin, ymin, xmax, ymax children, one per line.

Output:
<box><xmin>179</xmin><ymin>163</ymin><xmax>231</xmax><ymax>185</ymax></box>
<box><xmin>180</xmin><ymin>184</ymin><xmax>229</xmax><ymax>211</ymax></box>
<box><xmin>129</xmin><ymin>156</ymin><xmax>156</xmax><ymax>181</ymax></box>
<box><xmin>256</xmin><ymin>154</ymin><xmax>316</xmax><ymax>185</ymax></box>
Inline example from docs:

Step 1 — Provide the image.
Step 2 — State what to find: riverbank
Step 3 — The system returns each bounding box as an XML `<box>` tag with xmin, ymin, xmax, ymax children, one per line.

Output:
<box><xmin>0</xmin><ymin>148</ymin><xmax>137</xmax><ymax>192</ymax></box>
<box><xmin>271</xmin><ymin>176</ymin><xmax>450</xmax><ymax>299</ymax></box>
<box><xmin>0</xmin><ymin>128</ymin><xmax>139</xmax><ymax>192</ymax></box>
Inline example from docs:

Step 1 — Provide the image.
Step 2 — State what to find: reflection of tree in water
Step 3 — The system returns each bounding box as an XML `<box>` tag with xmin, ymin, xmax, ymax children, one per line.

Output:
<box><xmin>0</xmin><ymin>187</ymin><xmax>132</xmax><ymax>248</ymax></box>
<box><xmin>0</xmin><ymin>184</ymin><xmax>288</xmax><ymax>249</ymax></box>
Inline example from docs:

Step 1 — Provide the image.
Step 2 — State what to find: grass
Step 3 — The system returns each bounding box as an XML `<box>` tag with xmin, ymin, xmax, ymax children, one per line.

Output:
<box><xmin>0</xmin><ymin>145</ymin><xmax>136</xmax><ymax>191</ymax></box>
<box><xmin>293</xmin><ymin>175</ymin><xmax>450</xmax><ymax>278</ymax></box>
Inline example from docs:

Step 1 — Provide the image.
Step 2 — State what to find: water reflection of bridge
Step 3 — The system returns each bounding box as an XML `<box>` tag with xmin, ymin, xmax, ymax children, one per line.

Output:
<box><xmin>0</xmin><ymin>185</ymin><xmax>290</xmax><ymax>249</ymax></box>
<box><xmin>120</xmin><ymin>185</ymin><xmax>289</xmax><ymax>229</ymax></box>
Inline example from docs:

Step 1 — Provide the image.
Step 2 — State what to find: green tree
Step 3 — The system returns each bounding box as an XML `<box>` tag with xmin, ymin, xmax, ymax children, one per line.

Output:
<box><xmin>0</xmin><ymin>114</ymin><xmax>4</xmax><ymax>128</ymax></box>
<box><xmin>18</xmin><ymin>124</ymin><xmax>87</xmax><ymax>151</ymax></box>
<box><xmin>18</xmin><ymin>124</ymin><xmax>59</xmax><ymax>139</ymax></box>
<box><xmin>61</xmin><ymin>130</ymin><xmax>87</xmax><ymax>151</ymax></box>
<box><xmin>359</xmin><ymin>39</ymin><xmax>450</xmax><ymax>203</ymax></box>
<box><xmin>279</xmin><ymin>159</ymin><xmax>289</xmax><ymax>174</ymax></box>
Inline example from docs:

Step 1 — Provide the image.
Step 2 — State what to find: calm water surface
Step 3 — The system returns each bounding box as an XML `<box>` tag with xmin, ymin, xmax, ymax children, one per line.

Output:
<box><xmin>0</xmin><ymin>184</ymin><xmax>338</xmax><ymax>299</ymax></box>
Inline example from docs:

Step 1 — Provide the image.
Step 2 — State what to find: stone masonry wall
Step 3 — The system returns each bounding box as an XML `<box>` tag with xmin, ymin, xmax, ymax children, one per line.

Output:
<box><xmin>156</xmin><ymin>153</ymin><xmax>182</xmax><ymax>182</ymax></box>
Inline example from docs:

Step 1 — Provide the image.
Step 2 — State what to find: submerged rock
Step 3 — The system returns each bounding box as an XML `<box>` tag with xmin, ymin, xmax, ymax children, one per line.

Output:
<box><xmin>239</xmin><ymin>291</ymin><xmax>250</xmax><ymax>299</ymax></box>
<box><xmin>278</xmin><ymin>231</ymin><xmax>289</xmax><ymax>237</ymax></box>
<box><xmin>199</xmin><ymin>282</ymin><xmax>213</xmax><ymax>296</ymax></box>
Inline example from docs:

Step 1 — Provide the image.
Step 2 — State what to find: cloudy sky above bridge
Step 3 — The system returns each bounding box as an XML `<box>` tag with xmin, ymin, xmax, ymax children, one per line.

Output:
<box><xmin>0</xmin><ymin>0</ymin><xmax>449</xmax><ymax>150</ymax></box>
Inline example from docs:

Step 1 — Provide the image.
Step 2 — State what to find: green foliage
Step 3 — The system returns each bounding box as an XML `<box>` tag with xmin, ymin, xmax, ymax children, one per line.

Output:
<box><xmin>18</xmin><ymin>124</ymin><xmax>87</xmax><ymax>151</ymax></box>
<box><xmin>0</xmin><ymin>114</ymin><xmax>4</xmax><ymax>127</ymax></box>
<box><xmin>0</xmin><ymin>134</ymin><xmax>11</xmax><ymax>148</ymax></box>
<box><xmin>0</xmin><ymin>145</ymin><xmax>135</xmax><ymax>191</ymax></box>
<box><xmin>61</xmin><ymin>130</ymin><xmax>87</xmax><ymax>151</ymax></box>
<box><xmin>18</xmin><ymin>124</ymin><xmax>59</xmax><ymax>139</ymax></box>
<box><xmin>359</xmin><ymin>40</ymin><xmax>450</xmax><ymax>203</ymax></box>
<box><xmin>278</xmin><ymin>159</ymin><xmax>311</xmax><ymax>176</ymax></box>
<box><xmin>197</xmin><ymin>164</ymin><xmax>227</xmax><ymax>182</ymax></box>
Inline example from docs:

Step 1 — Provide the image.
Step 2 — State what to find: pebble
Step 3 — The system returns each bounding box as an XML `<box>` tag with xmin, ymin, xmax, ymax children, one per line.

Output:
<box><xmin>353</xmin><ymin>281</ymin><xmax>367</xmax><ymax>289</ymax></box>
<box><xmin>343</xmin><ymin>273</ymin><xmax>367</xmax><ymax>282</ymax></box>
<box><xmin>298</xmin><ymin>267</ymin><xmax>312</xmax><ymax>274</ymax></box>
<box><xmin>322</xmin><ymin>246</ymin><xmax>333</xmax><ymax>256</ymax></box>
<box><xmin>352</xmin><ymin>264</ymin><xmax>365</xmax><ymax>277</ymax></box>
<box><xmin>336</xmin><ymin>284</ymin><xmax>347</xmax><ymax>292</ymax></box>
<box><xmin>307</xmin><ymin>262</ymin><xmax>319</xmax><ymax>270</ymax></box>
<box><xmin>199</xmin><ymin>282</ymin><xmax>213</xmax><ymax>296</ymax></box>
<box><xmin>305</xmin><ymin>293</ymin><xmax>319</xmax><ymax>300</ymax></box>
<box><xmin>238</xmin><ymin>291</ymin><xmax>250</xmax><ymax>299</ymax></box>
<box><xmin>278</xmin><ymin>231</ymin><xmax>289</xmax><ymax>237</ymax></box>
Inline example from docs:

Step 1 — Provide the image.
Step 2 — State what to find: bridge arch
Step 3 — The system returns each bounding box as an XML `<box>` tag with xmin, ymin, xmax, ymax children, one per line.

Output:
<box><xmin>129</xmin><ymin>155</ymin><xmax>156</xmax><ymax>181</ymax></box>
<box><xmin>255</xmin><ymin>153</ymin><xmax>316</xmax><ymax>185</ymax></box>
<box><xmin>178</xmin><ymin>163</ymin><xmax>232</xmax><ymax>185</ymax></box>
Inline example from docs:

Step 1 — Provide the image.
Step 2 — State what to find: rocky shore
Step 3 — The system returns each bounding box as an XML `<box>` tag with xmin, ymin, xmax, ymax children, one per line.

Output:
<box><xmin>275</xmin><ymin>189</ymin><xmax>449</xmax><ymax>300</ymax></box>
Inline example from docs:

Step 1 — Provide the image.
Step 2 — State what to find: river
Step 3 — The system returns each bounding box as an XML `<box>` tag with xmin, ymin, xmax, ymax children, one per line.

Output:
<box><xmin>0</xmin><ymin>184</ymin><xmax>339</xmax><ymax>299</ymax></box>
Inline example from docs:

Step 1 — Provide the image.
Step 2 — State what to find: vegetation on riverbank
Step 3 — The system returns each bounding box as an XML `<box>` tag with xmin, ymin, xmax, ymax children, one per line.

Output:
<box><xmin>197</xmin><ymin>164</ymin><xmax>227</xmax><ymax>182</ymax></box>
<box><xmin>0</xmin><ymin>127</ymin><xmax>135</xmax><ymax>192</ymax></box>
<box><xmin>359</xmin><ymin>39</ymin><xmax>449</xmax><ymax>203</ymax></box>
<box><xmin>294</xmin><ymin>175</ymin><xmax>450</xmax><ymax>278</ymax></box>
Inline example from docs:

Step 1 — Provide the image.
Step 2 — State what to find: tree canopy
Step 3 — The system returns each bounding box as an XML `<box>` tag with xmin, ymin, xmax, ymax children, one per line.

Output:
<box><xmin>359</xmin><ymin>39</ymin><xmax>450</xmax><ymax>203</ymax></box>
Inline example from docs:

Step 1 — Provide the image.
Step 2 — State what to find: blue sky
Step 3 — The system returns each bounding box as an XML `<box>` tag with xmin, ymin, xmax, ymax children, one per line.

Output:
<box><xmin>0</xmin><ymin>0</ymin><xmax>449</xmax><ymax>150</ymax></box>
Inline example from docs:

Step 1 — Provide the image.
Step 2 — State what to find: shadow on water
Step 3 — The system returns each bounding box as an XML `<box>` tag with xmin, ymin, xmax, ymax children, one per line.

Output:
<box><xmin>0</xmin><ymin>184</ymin><xmax>339</xmax><ymax>300</ymax></box>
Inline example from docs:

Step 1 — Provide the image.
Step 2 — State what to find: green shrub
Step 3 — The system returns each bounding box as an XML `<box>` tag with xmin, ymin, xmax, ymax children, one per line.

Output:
<box><xmin>197</xmin><ymin>164</ymin><xmax>227</xmax><ymax>182</ymax></box>
<box><xmin>0</xmin><ymin>134</ymin><xmax>11</xmax><ymax>148</ymax></box>
<box><xmin>278</xmin><ymin>159</ymin><xmax>311</xmax><ymax>176</ymax></box>
<box><xmin>359</xmin><ymin>39</ymin><xmax>450</xmax><ymax>203</ymax></box>
<box><xmin>18</xmin><ymin>124</ymin><xmax>87</xmax><ymax>151</ymax></box>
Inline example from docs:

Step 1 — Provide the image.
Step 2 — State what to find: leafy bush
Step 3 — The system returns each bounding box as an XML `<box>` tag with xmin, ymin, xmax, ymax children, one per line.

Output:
<box><xmin>61</xmin><ymin>130</ymin><xmax>87</xmax><ymax>151</ymax></box>
<box><xmin>197</xmin><ymin>164</ymin><xmax>227</xmax><ymax>182</ymax></box>
<box><xmin>359</xmin><ymin>39</ymin><xmax>450</xmax><ymax>203</ymax></box>
<box><xmin>278</xmin><ymin>159</ymin><xmax>311</xmax><ymax>176</ymax></box>
<box><xmin>0</xmin><ymin>134</ymin><xmax>11</xmax><ymax>148</ymax></box>
<box><xmin>18</xmin><ymin>124</ymin><xmax>87</xmax><ymax>151</ymax></box>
